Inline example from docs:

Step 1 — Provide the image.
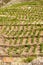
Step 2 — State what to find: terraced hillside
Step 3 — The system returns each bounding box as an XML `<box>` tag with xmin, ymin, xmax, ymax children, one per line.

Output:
<box><xmin>0</xmin><ymin>1</ymin><xmax>43</xmax><ymax>64</ymax></box>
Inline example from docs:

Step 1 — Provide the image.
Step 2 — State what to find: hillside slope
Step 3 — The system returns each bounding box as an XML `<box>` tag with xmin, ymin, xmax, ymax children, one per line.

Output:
<box><xmin>0</xmin><ymin>0</ymin><xmax>43</xmax><ymax>64</ymax></box>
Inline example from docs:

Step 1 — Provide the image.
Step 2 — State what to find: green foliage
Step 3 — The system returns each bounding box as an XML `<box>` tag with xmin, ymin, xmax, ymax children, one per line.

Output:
<box><xmin>40</xmin><ymin>43</ymin><xmax>43</xmax><ymax>53</ymax></box>
<box><xmin>23</xmin><ymin>56</ymin><xmax>36</xmax><ymax>62</ymax></box>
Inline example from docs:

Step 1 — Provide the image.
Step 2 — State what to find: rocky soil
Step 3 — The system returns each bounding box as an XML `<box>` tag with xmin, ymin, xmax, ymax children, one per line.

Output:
<box><xmin>0</xmin><ymin>57</ymin><xmax>43</xmax><ymax>65</ymax></box>
<box><xmin>0</xmin><ymin>0</ymin><xmax>30</xmax><ymax>7</ymax></box>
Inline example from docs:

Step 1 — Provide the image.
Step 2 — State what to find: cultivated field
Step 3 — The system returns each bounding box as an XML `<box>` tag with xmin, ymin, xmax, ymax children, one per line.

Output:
<box><xmin>0</xmin><ymin>0</ymin><xmax>43</xmax><ymax>64</ymax></box>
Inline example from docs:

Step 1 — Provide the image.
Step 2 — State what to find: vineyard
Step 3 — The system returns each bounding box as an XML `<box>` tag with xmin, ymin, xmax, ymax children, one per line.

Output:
<box><xmin>0</xmin><ymin>0</ymin><xmax>43</xmax><ymax>64</ymax></box>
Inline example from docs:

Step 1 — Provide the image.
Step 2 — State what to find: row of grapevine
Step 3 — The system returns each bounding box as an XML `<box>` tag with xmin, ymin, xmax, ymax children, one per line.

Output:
<box><xmin>0</xmin><ymin>44</ymin><xmax>43</xmax><ymax>57</ymax></box>
<box><xmin>0</xmin><ymin>4</ymin><xmax>43</xmax><ymax>25</ymax></box>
